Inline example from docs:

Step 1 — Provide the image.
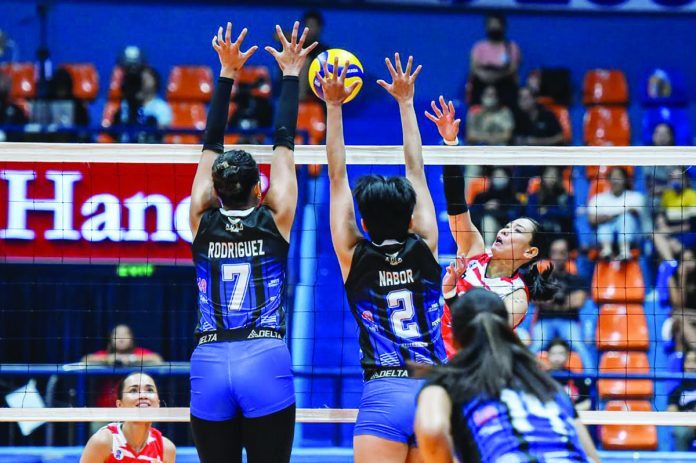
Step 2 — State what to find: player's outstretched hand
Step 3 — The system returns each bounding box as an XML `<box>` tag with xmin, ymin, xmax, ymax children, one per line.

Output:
<box><xmin>265</xmin><ymin>21</ymin><xmax>318</xmax><ymax>77</ymax></box>
<box><xmin>377</xmin><ymin>53</ymin><xmax>422</xmax><ymax>104</ymax></box>
<box><xmin>425</xmin><ymin>96</ymin><xmax>461</xmax><ymax>143</ymax></box>
<box><xmin>318</xmin><ymin>56</ymin><xmax>360</xmax><ymax>107</ymax></box>
<box><xmin>212</xmin><ymin>22</ymin><xmax>258</xmax><ymax>79</ymax></box>
<box><xmin>442</xmin><ymin>255</ymin><xmax>467</xmax><ymax>296</ymax></box>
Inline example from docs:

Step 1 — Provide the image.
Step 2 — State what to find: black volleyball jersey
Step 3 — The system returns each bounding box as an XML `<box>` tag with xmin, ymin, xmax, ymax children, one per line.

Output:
<box><xmin>191</xmin><ymin>206</ymin><xmax>289</xmax><ymax>335</ymax></box>
<box><xmin>344</xmin><ymin>235</ymin><xmax>447</xmax><ymax>374</ymax></box>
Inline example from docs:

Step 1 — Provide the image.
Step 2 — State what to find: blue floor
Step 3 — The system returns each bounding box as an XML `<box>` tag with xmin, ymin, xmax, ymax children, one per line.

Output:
<box><xmin>0</xmin><ymin>447</ymin><xmax>695</xmax><ymax>463</ymax></box>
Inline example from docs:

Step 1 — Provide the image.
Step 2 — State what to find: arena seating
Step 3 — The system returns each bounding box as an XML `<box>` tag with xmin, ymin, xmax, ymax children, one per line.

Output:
<box><xmin>583</xmin><ymin>69</ymin><xmax>629</xmax><ymax>106</ymax></box>
<box><xmin>583</xmin><ymin>106</ymin><xmax>631</xmax><ymax>146</ymax></box>
<box><xmin>166</xmin><ymin>65</ymin><xmax>213</xmax><ymax>102</ymax></box>
<box><xmin>596</xmin><ymin>304</ymin><xmax>650</xmax><ymax>351</ymax></box>
<box><xmin>60</xmin><ymin>63</ymin><xmax>99</xmax><ymax>101</ymax></box>
<box><xmin>601</xmin><ymin>400</ymin><xmax>658</xmax><ymax>450</ymax></box>
<box><xmin>598</xmin><ymin>351</ymin><xmax>653</xmax><ymax>399</ymax></box>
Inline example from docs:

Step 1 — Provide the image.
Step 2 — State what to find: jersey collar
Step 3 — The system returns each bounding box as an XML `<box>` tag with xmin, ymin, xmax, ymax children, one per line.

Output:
<box><xmin>219</xmin><ymin>207</ymin><xmax>255</xmax><ymax>218</ymax></box>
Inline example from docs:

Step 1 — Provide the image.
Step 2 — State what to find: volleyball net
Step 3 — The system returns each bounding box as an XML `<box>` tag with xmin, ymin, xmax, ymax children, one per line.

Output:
<box><xmin>1</xmin><ymin>143</ymin><xmax>695</xmax><ymax>449</ymax></box>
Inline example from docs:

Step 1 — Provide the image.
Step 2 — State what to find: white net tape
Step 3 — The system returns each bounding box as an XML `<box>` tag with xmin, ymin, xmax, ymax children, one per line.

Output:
<box><xmin>0</xmin><ymin>408</ymin><xmax>694</xmax><ymax>426</ymax></box>
<box><xmin>1</xmin><ymin>142</ymin><xmax>695</xmax><ymax>165</ymax></box>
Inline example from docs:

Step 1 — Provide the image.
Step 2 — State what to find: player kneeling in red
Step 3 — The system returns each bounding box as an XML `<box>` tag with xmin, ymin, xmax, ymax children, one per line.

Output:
<box><xmin>80</xmin><ymin>372</ymin><xmax>176</xmax><ymax>463</ymax></box>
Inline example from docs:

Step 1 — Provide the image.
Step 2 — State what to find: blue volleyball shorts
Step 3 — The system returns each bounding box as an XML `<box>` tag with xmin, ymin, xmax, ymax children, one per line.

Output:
<box><xmin>354</xmin><ymin>377</ymin><xmax>425</xmax><ymax>445</ymax></box>
<box><xmin>190</xmin><ymin>338</ymin><xmax>295</xmax><ymax>421</ymax></box>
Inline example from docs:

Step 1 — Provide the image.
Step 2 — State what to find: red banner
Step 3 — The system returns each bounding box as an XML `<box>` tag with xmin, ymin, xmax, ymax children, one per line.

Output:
<box><xmin>0</xmin><ymin>162</ymin><xmax>269</xmax><ymax>264</ymax></box>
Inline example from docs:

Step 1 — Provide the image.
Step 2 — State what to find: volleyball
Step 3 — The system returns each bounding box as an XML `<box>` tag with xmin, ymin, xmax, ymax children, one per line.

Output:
<box><xmin>308</xmin><ymin>48</ymin><xmax>364</xmax><ymax>103</ymax></box>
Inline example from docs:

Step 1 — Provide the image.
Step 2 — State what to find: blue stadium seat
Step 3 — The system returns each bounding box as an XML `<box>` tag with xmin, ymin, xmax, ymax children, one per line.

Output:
<box><xmin>641</xmin><ymin>68</ymin><xmax>688</xmax><ymax>107</ymax></box>
<box><xmin>642</xmin><ymin>106</ymin><xmax>691</xmax><ymax>146</ymax></box>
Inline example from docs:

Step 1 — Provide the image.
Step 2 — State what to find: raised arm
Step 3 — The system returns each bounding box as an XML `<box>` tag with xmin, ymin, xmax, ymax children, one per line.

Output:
<box><xmin>377</xmin><ymin>54</ymin><xmax>438</xmax><ymax>257</ymax></box>
<box><xmin>190</xmin><ymin>22</ymin><xmax>257</xmax><ymax>238</ymax></box>
<box><xmin>425</xmin><ymin>97</ymin><xmax>485</xmax><ymax>257</ymax></box>
<box><xmin>263</xmin><ymin>22</ymin><xmax>318</xmax><ymax>240</ymax></box>
<box><xmin>318</xmin><ymin>57</ymin><xmax>363</xmax><ymax>280</ymax></box>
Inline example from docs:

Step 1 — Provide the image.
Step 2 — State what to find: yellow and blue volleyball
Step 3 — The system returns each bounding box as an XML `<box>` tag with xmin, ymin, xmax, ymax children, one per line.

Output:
<box><xmin>308</xmin><ymin>49</ymin><xmax>364</xmax><ymax>103</ymax></box>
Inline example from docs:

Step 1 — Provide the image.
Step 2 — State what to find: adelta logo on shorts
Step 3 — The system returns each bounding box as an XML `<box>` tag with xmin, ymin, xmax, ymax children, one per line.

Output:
<box><xmin>361</xmin><ymin>310</ymin><xmax>374</xmax><ymax>323</ymax></box>
<box><xmin>114</xmin><ymin>449</ymin><xmax>124</xmax><ymax>460</ymax></box>
<box><xmin>247</xmin><ymin>329</ymin><xmax>282</xmax><ymax>340</ymax></box>
<box><xmin>197</xmin><ymin>278</ymin><xmax>207</xmax><ymax>292</ymax></box>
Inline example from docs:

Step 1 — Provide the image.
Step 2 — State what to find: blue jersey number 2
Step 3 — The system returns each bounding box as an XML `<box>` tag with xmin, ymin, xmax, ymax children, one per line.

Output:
<box><xmin>387</xmin><ymin>289</ymin><xmax>421</xmax><ymax>339</ymax></box>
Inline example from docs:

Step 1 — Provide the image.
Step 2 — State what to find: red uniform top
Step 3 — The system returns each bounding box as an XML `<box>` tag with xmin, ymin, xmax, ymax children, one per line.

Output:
<box><xmin>103</xmin><ymin>422</ymin><xmax>164</xmax><ymax>462</ymax></box>
<box><xmin>442</xmin><ymin>252</ymin><xmax>529</xmax><ymax>358</ymax></box>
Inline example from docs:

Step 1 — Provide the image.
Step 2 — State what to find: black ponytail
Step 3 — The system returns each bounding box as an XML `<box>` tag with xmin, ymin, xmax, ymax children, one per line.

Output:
<box><xmin>519</xmin><ymin>260</ymin><xmax>560</xmax><ymax>301</ymax></box>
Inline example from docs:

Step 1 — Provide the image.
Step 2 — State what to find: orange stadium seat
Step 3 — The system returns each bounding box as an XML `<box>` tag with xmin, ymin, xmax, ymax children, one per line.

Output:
<box><xmin>108</xmin><ymin>66</ymin><xmax>124</xmax><ymax>100</ymax></box>
<box><xmin>592</xmin><ymin>260</ymin><xmax>645</xmax><ymax>304</ymax></box>
<box><xmin>583</xmin><ymin>69</ymin><xmax>629</xmax><ymax>105</ymax></box>
<box><xmin>537</xmin><ymin>350</ymin><xmax>584</xmax><ymax>372</ymax></box>
<box><xmin>297</xmin><ymin>101</ymin><xmax>326</xmax><ymax>145</ymax></box>
<box><xmin>598</xmin><ymin>351</ymin><xmax>653</xmax><ymax>399</ymax></box>
<box><xmin>166</xmin><ymin>66</ymin><xmax>213</xmax><ymax>102</ymax></box>
<box><xmin>60</xmin><ymin>63</ymin><xmax>99</xmax><ymax>100</ymax></box>
<box><xmin>596</xmin><ymin>304</ymin><xmax>649</xmax><ymax>351</ymax></box>
<box><xmin>0</xmin><ymin>62</ymin><xmax>36</xmax><ymax>99</ymax></box>
<box><xmin>164</xmin><ymin>102</ymin><xmax>206</xmax><ymax>144</ymax></box>
<box><xmin>583</xmin><ymin>106</ymin><xmax>630</xmax><ymax>146</ymax></box>
<box><xmin>234</xmin><ymin>66</ymin><xmax>272</xmax><ymax>99</ymax></box>
<box><xmin>601</xmin><ymin>401</ymin><xmax>657</xmax><ymax>450</ymax></box>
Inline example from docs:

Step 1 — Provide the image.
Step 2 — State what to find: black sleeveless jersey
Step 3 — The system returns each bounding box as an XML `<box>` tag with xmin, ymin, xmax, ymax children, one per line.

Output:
<box><xmin>191</xmin><ymin>206</ymin><xmax>289</xmax><ymax>335</ymax></box>
<box><xmin>344</xmin><ymin>234</ymin><xmax>447</xmax><ymax>373</ymax></box>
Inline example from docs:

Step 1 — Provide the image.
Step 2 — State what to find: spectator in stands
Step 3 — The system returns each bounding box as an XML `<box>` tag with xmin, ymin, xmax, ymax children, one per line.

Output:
<box><xmin>646</xmin><ymin>123</ymin><xmax>676</xmax><ymax>205</ymax></box>
<box><xmin>112</xmin><ymin>66</ymin><xmax>171</xmax><ymax>143</ymax></box>
<box><xmin>546</xmin><ymin>338</ymin><xmax>592</xmax><ymax>411</ymax></box>
<box><xmin>468</xmin><ymin>12</ymin><xmax>521</xmax><ymax>108</ymax></box>
<box><xmin>653</xmin><ymin>167</ymin><xmax>696</xmax><ymax>262</ymax></box>
<box><xmin>669</xmin><ymin>248</ymin><xmax>696</xmax><ymax>352</ymax></box>
<box><xmin>298</xmin><ymin>10</ymin><xmax>329</xmax><ymax>103</ymax></box>
<box><xmin>530</xmin><ymin>238</ymin><xmax>592</xmax><ymax>368</ymax></box>
<box><xmin>82</xmin><ymin>324</ymin><xmax>163</xmax><ymax>408</ymax></box>
<box><xmin>525</xmin><ymin>166</ymin><xmax>576</xmax><ymax>247</ymax></box>
<box><xmin>47</xmin><ymin>68</ymin><xmax>90</xmax><ymax>128</ymax></box>
<box><xmin>587</xmin><ymin>167</ymin><xmax>646</xmax><ymax>261</ymax></box>
<box><xmin>466</xmin><ymin>85</ymin><xmax>514</xmax><ymax>146</ymax></box>
<box><xmin>470</xmin><ymin>167</ymin><xmax>521</xmax><ymax>245</ymax></box>
<box><xmin>0</xmin><ymin>70</ymin><xmax>28</xmax><ymax>142</ymax></box>
<box><xmin>668</xmin><ymin>349</ymin><xmax>696</xmax><ymax>450</ymax></box>
<box><xmin>513</xmin><ymin>87</ymin><xmax>564</xmax><ymax>146</ymax></box>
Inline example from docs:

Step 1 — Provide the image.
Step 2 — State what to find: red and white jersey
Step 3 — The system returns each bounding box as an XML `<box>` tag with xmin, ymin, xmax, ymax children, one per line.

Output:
<box><xmin>457</xmin><ymin>252</ymin><xmax>528</xmax><ymax>300</ymax></box>
<box><xmin>442</xmin><ymin>252</ymin><xmax>529</xmax><ymax>358</ymax></box>
<box><xmin>103</xmin><ymin>423</ymin><xmax>164</xmax><ymax>463</ymax></box>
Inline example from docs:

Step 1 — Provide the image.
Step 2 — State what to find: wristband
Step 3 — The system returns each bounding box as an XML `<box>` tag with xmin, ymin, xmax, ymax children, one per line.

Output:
<box><xmin>443</xmin><ymin>137</ymin><xmax>460</xmax><ymax>146</ymax></box>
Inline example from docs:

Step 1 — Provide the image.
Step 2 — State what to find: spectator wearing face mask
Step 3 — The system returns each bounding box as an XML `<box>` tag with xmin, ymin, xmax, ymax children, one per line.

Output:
<box><xmin>466</xmin><ymin>85</ymin><xmax>514</xmax><ymax>146</ymax></box>
<box><xmin>468</xmin><ymin>12</ymin><xmax>522</xmax><ymax>109</ymax></box>
<box><xmin>470</xmin><ymin>167</ymin><xmax>521</xmax><ymax>246</ymax></box>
